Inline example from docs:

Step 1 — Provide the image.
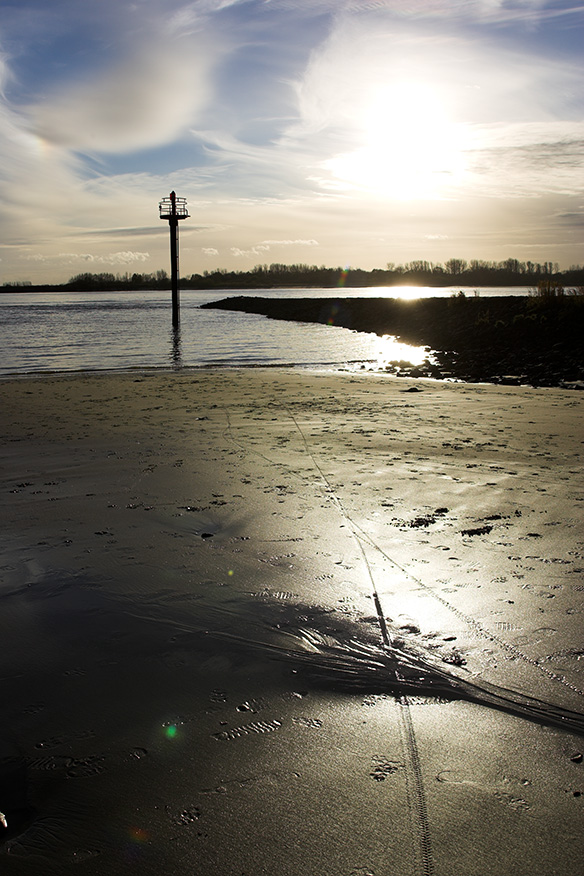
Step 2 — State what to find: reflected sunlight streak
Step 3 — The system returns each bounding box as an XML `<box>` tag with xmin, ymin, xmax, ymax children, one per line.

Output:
<box><xmin>375</xmin><ymin>334</ymin><xmax>429</xmax><ymax>368</ymax></box>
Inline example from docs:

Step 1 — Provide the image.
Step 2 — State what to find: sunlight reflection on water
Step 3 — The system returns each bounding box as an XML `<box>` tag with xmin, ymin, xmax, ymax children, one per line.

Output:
<box><xmin>375</xmin><ymin>334</ymin><xmax>429</xmax><ymax>367</ymax></box>
<box><xmin>0</xmin><ymin>291</ymin><xmax>433</xmax><ymax>375</ymax></box>
<box><xmin>0</xmin><ymin>286</ymin><xmax>526</xmax><ymax>375</ymax></box>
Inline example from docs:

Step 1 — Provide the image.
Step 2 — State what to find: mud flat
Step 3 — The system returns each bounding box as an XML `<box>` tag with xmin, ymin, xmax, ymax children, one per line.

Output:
<box><xmin>203</xmin><ymin>296</ymin><xmax>584</xmax><ymax>386</ymax></box>
<box><xmin>1</xmin><ymin>368</ymin><xmax>583</xmax><ymax>875</ymax></box>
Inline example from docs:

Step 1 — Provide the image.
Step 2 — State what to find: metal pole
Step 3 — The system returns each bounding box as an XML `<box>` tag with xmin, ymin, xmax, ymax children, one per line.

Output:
<box><xmin>160</xmin><ymin>191</ymin><xmax>188</xmax><ymax>329</ymax></box>
<box><xmin>169</xmin><ymin>191</ymin><xmax>179</xmax><ymax>329</ymax></box>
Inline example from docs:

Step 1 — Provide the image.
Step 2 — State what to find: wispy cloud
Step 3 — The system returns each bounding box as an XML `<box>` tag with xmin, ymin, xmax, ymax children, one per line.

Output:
<box><xmin>556</xmin><ymin>210</ymin><xmax>584</xmax><ymax>226</ymax></box>
<box><xmin>73</xmin><ymin>227</ymin><xmax>167</xmax><ymax>238</ymax></box>
<box><xmin>343</xmin><ymin>0</ymin><xmax>584</xmax><ymax>26</ymax></box>
<box><xmin>22</xmin><ymin>250</ymin><xmax>151</xmax><ymax>266</ymax></box>
<box><xmin>284</xmin><ymin>12</ymin><xmax>584</xmax><ymax>202</ymax></box>
<box><xmin>260</xmin><ymin>239</ymin><xmax>319</xmax><ymax>246</ymax></box>
<box><xmin>30</xmin><ymin>37</ymin><xmax>218</xmax><ymax>155</ymax></box>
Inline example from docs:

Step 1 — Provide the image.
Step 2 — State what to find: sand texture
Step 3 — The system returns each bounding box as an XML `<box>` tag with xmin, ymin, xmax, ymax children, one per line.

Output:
<box><xmin>1</xmin><ymin>368</ymin><xmax>583</xmax><ymax>875</ymax></box>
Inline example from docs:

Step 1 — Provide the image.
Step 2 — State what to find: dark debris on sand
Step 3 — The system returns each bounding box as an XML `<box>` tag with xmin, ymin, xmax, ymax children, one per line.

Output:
<box><xmin>190</xmin><ymin>597</ymin><xmax>584</xmax><ymax>739</ymax></box>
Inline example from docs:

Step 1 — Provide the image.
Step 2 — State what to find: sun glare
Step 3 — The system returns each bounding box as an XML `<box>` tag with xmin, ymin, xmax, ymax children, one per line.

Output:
<box><xmin>325</xmin><ymin>82</ymin><xmax>467</xmax><ymax>199</ymax></box>
<box><xmin>375</xmin><ymin>334</ymin><xmax>429</xmax><ymax>368</ymax></box>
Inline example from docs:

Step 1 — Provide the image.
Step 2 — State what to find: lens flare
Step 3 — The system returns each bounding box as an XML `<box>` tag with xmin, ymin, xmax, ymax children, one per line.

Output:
<box><xmin>129</xmin><ymin>826</ymin><xmax>148</xmax><ymax>844</ymax></box>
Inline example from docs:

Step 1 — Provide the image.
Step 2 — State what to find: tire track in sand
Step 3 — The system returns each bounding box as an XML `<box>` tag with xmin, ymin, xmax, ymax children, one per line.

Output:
<box><xmin>278</xmin><ymin>406</ymin><xmax>436</xmax><ymax>876</ymax></box>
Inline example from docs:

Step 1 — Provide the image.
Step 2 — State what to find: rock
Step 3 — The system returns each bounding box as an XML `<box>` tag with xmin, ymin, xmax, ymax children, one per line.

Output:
<box><xmin>498</xmin><ymin>375</ymin><xmax>526</xmax><ymax>385</ymax></box>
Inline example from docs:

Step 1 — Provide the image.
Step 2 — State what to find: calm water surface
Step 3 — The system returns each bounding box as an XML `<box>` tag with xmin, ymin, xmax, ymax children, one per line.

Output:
<box><xmin>0</xmin><ymin>287</ymin><xmax>530</xmax><ymax>376</ymax></box>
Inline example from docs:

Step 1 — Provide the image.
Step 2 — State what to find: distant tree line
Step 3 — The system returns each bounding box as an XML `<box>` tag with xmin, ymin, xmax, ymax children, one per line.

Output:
<box><xmin>187</xmin><ymin>259</ymin><xmax>584</xmax><ymax>290</ymax></box>
<box><xmin>3</xmin><ymin>259</ymin><xmax>584</xmax><ymax>292</ymax></box>
<box><xmin>1</xmin><ymin>270</ymin><xmax>169</xmax><ymax>292</ymax></box>
<box><xmin>66</xmin><ymin>269</ymin><xmax>170</xmax><ymax>290</ymax></box>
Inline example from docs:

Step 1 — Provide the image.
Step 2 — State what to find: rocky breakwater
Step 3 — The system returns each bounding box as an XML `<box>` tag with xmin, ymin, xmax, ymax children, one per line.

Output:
<box><xmin>202</xmin><ymin>295</ymin><xmax>584</xmax><ymax>387</ymax></box>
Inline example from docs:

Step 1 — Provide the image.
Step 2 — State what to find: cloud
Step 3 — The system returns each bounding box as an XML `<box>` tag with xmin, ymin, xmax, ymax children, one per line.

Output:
<box><xmin>282</xmin><ymin>12</ymin><xmax>584</xmax><ymax>203</ymax></box>
<box><xmin>290</xmin><ymin>12</ymin><xmax>582</xmax><ymax>138</ymax></box>
<box><xmin>463</xmin><ymin>124</ymin><xmax>584</xmax><ymax>196</ymax></box>
<box><xmin>341</xmin><ymin>0</ymin><xmax>583</xmax><ymax>27</ymax></box>
<box><xmin>1</xmin><ymin>0</ymin><xmax>583</xmax><ymax>283</ymax></box>
<box><xmin>556</xmin><ymin>210</ymin><xmax>584</xmax><ymax>226</ymax></box>
<box><xmin>91</xmin><ymin>251</ymin><xmax>151</xmax><ymax>265</ymax></box>
<box><xmin>226</xmin><ymin>239</ymin><xmax>319</xmax><ymax>260</ymax></box>
<box><xmin>470</xmin><ymin>0</ymin><xmax>584</xmax><ymax>26</ymax></box>
<box><xmin>74</xmin><ymin>226</ymin><xmax>167</xmax><ymax>238</ymax></box>
<box><xmin>23</xmin><ymin>251</ymin><xmax>150</xmax><ymax>265</ymax></box>
<box><xmin>260</xmin><ymin>239</ymin><xmax>319</xmax><ymax>245</ymax></box>
<box><xmin>187</xmin><ymin>0</ymin><xmax>571</xmax><ymax>25</ymax></box>
<box><xmin>231</xmin><ymin>244</ymin><xmax>271</xmax><ymax>258</ymax></box>
<box><xmin>30</xmin><ymin>35</ymin><xmax>219</xmax><ymax>155</ymax></box>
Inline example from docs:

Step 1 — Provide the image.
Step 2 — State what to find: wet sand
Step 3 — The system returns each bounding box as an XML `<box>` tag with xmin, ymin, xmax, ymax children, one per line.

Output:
<box><xmin>1</xmin><ymin>368</ymin><xmax>583</xmax><ymax>875</ymax></box>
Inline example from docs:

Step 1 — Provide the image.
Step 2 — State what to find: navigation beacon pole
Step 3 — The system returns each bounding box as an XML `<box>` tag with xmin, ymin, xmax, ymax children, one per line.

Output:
<box><xmin>159</xmin><ymin>191</ymin><xmax>190</xmax><ymax>328</ymax></box>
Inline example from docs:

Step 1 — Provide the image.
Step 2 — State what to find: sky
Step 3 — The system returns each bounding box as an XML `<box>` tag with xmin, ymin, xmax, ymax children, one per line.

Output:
<box><xmin>0</xmin><ymin>0</ymin><xmax>583</xmax><ymax>284</ymax></box>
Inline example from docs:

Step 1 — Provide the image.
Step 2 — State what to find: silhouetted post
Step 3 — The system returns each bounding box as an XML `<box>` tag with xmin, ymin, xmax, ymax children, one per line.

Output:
<box><xmin>159</xmin><ymin>191</ymin><xmax>189</xmax><ymax>328</ymax></box>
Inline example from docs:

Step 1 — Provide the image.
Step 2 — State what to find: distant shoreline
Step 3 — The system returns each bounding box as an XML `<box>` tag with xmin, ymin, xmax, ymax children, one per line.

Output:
<box><xmin>202</xmin><ymin>295</ymin><xmax>584</xmax><ymax>387</ymax></box>
<box><xmin>2</xmin><ymin>260</ymin><xmax>583</xmax><ymax>295</ymax></box>
<box><xmin>0</xmin><ymin>283</ymin><xmax>539</xmax><ymax>293</ymax></box>
<box><xmin>1</xmin><ymin>280</ymin><xmax>581</xmax><ymax>294</ymax></box>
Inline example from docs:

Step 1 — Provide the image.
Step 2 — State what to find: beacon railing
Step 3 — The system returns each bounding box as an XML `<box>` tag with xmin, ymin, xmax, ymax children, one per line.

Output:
<box><xmin>159</xmin><ymin>196</ymin><xmax>189</xmax><ymax>220</ymax></box>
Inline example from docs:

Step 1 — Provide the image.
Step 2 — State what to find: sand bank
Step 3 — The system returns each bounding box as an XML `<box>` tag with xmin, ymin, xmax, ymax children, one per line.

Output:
<box><xmin>1</xmin><ymin>368</ymin><xmax>583</xmax><ymax>875</ymax></box>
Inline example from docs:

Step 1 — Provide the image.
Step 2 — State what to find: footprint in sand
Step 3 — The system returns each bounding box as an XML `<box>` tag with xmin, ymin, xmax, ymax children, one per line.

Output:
<box><xmin>436</xmin><ymin>769</ymin><xmax>532</xmax><ymax>810</ymax></box>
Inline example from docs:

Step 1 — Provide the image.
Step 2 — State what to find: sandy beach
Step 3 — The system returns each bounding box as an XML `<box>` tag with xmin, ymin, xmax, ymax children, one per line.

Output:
<box><xmin>1</xmin><ymin>368</ymin><xmax>583</xmax><ymax>875</ymax></box>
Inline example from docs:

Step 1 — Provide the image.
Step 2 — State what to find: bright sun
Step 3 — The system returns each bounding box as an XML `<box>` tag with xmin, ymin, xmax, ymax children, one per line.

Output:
<box><xmin>324</xmin><ymin>82</ymin><xmax>467</xmax><ymax>200</ymax></box>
